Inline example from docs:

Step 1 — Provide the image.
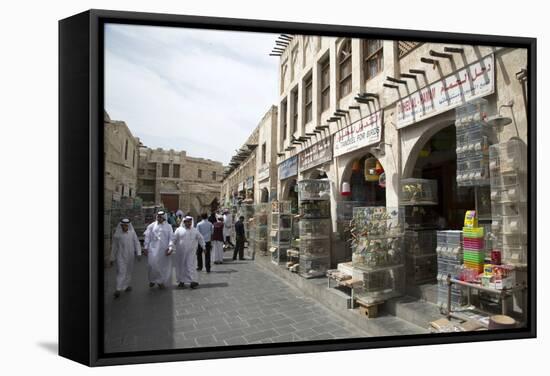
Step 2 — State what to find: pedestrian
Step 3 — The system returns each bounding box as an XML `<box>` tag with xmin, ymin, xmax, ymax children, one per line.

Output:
<box><xmin>208</xmin><ymin>211</ymin><xmax>217</xmax><ymax>225</ymax></box>
<box><xmin>111</xmin><ymin>218</ymin><xmax>142</xmax><ymax>298</ymax></box>
<box><xmin>233</xmin><ymin>215</ymin><xmax>246</xmax><ymax>261</ymax></box>
<box><xmin>168</xmin><ymin>216</ymin><xmax>205</xmax><ymax>289</ymax></box>
<box><xmin>143</xmin><ymin>210</ymin><xmax>173</xmax><ymax>289</ymax></box>
<box><xmin>196</xmin><ymin>213</ymin><xmax>213</xmax><ymax>273</ymax></box>
<box><xmin>167</xmin><ymin>211</ymin><xmax>177</xmax><ymax>230</ymax></box>
<box><xmin>212</xmin><ymin>215</ymin><xmax>225</xmax><ymax>264</ymax></box>
<box><xmin>223</xmin><ymin>209</ymin><xmax>235</xmax><ymax>249</ymax></box>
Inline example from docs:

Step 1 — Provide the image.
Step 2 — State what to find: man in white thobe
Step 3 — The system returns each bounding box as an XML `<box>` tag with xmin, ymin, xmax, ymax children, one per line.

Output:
<box><xmin>143</xmin><ymin>211</ymin><xmax>173</xmax><ymax>289</ymax></box>
<box><xmin>111</xmin><ymin>218</ymin><xmax>141</xmax><ymax>298</ymax></box>
<box><xmin>168</xmin><ymin>216</ymin><xmax>205</xmax><ymax>289</ymax></box>
<box><xmin>223</xmin><ymin>209</ymin><xmax>235</xmax><ymax>249</ymax></box>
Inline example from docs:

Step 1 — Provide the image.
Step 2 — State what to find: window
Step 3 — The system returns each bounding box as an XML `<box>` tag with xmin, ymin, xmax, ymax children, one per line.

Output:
<box><xmin>338</xmin><ymin>39</ymin><xmax>352</xmax><ymax>98</ymax></box>
<box><xmin>124</xmin><ymin>139</ymin><xmax>128</xmax><ymax>160</ymax></box>
<box><xmin>198</xmin><ymin>169</ymin><xmax>202</xmax><ymax>178</ymax></box>
<box><xmin>304</xmin><ymin>74</ymin><xmax>313</xmax><ymax>124</ymax></box>
<box><xmin>129</xmin><ymin>188</ymin><xmax>132</xmax><ymax>197</ymax></box>
<box><xmin>138</xmin><ymin>168</ymin><xmax>145</xmax><ymax>175</ymax></box>
<box><xmin>143</xmin><ymin>179</ymin><xmax>155</xmax><ymax>187</ymax></box>
<box><xmin>281</xmin><ymin>99</ymin><xmax>288</xmax><ymax>141</ymax></box>
<box><xmin>173</xmin><ymin>164</ymin><xmax>180</xmax><ymax>178</ymax></box>
<box><xmin>320</xmin><ymin>57</ymin><xmax>330</xmax><ymax>112</ymax></box>
<box><xmin>291</xmin><ymin>88</ymin><xmax>299</xmax><ymax>134</ymax></box>
<box><xmin>162</xmin><ymin>163</ymin><xmax>169</xmax><ymax>177</ymax></box>
<box><xmin>132</xmin><ymin>149</ymin><xmax>136</xmax><ymax>167</ymax></box>
<box><xmin>121</xmin><ymin>185</ymin><xmax>125</xmax><ymax>197</ymax></box>
<box><xmin>262</xmin><ymin>142</ymin><xmax>267</xmax><ymax>164</ymax></box>
<box><xmin>212</xmin><ymin>171</ymin><xmax>217</xmax><ymax>181</ymax></box>
<box><xmin>364</xmin><ymin>39</ymin><xmax>383</xmax><ymax>80</ymax></box>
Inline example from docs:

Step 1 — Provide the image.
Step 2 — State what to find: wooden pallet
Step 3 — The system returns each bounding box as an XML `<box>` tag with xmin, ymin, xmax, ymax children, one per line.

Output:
<box><xmin>355</xmin><ymin>299</ymin><xmax>383</xmax><ymax>319</ymax></box>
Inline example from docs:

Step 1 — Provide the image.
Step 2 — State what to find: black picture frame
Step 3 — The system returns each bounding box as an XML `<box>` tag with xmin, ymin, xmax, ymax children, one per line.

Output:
<box><xmin>59</xmin><ymin>9</ymin><xmax>536</xmax><ymax>367</ymax></box>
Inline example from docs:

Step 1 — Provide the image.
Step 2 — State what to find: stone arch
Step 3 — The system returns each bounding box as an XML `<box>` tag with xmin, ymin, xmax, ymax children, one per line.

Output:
<box><xmin>260</xmin><ymin>188</ymin><xmax>269</xmax><ymax>203</ymax></box>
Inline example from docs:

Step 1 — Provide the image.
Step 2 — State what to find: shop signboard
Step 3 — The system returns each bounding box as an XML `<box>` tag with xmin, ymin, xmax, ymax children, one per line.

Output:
<box><xmin>278</xmin><ymin>155</ymin><xmax>298</xmax><ymax>180</ymax></box>
<box><xmin>246</xmin><ymin>176</ymin><xmax>254</xmax><ymax>189</ymax></box>
<box><xmin>333</xmin><ymin>110</ymin><xmax>383</xmax><ymax>157</ymax></box>
<box><xmin>258</xmin><ymin>163</ymin><xmax>270</xmax><ymax>181</ymax></box>
<box><xmin>396</xmin><ymin>54</ymin><xmax>495</xmax><ymax>129</ymax></box>
<box><xmin>298</xmin><ymin>137</ymin><xmax>332</xmax><ymax>172</ymax></box>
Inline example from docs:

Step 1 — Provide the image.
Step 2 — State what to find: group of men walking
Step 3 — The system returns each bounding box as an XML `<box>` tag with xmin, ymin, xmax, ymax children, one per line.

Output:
<box><xmin>110</xmin><ymin>209</ymin><xmax>247</xmax><ymax>299</ymax></box>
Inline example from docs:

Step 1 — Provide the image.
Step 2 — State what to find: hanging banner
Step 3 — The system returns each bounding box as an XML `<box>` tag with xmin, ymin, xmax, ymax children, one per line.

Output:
<box><xmin>396</xmin><ymin>54</ymin><xmax>495</xmax><ymax>129</ymax></box>
<box><xmin>278</xmin><ymin>155</ymin><xmax>298</xmax><ymax>180</ymax></box>
<box><xmin>333</xmin><ymin>110</ymin><xmax>383</xmax><ymax>157</ymax></box>
<box><xmin>298</xmin><ymin>137</ymin><xmax>333</xmax><ymax>172</ymax></box>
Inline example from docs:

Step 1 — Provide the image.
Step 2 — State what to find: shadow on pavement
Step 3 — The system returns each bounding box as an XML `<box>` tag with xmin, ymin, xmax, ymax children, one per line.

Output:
<box><xmin>194</xmin><ymin>282</ymin><xmax>229</xmax><ymax>289</ymax></box>
<box><xmin>37</xmin><ymin>342</ymin><xmax>58</xmax><ymax>354</ymax></box>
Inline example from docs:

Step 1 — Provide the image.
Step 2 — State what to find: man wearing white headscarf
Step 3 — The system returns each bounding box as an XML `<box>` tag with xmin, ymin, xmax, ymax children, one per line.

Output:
<box><xmin>143</xmin><ymin>210</ymin><xmax>173</xmax><ymax>289</ymax></box>
<box><xmin>111</xmin><ymin>218</ymin><xmax>142</xmax><ymax>298</ymax></box>
<box><xmin>169</xmin><ymin>216</ymin><xmax>205</xmax><ymax>289</ymax></box>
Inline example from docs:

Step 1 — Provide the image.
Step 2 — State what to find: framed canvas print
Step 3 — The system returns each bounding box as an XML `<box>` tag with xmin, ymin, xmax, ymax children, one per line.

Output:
<box><xmin>59</xmin><ymin>9</ymin><xmax>536</xmax><ymax>366</ymax></box>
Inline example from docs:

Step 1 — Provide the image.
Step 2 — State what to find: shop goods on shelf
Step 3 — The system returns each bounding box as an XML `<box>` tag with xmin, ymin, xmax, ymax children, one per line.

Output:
<box><xmin>456</xmin><ymin>126</ymin><xmax>490</xmax><ymax>154</ymax></box>
<box><xmin>463</xmin><ymin>237</ymin><xmax>485</xmax><ymax>250</ymax></box>
<box><xmin>299</xmin><ymin>218</ymin><xmax>332</xmax><ymax>238</ymax></box>
<box><xmin>437</xmin><ymin>257</ymin><xmax>463</xmax><ymax>280</ymax></box>
<box><xmin>270</xmin><ymin>245</ymin><xmax>289</xmax><ymax>264</ymax></box>
<box><xmin>490</xmin><ymin>171</ymin><xmax>526</xmax><ymax>190</ymax></box>
<box><xmin>297</xmin><ymin>179</ymin><xmax>331</xmax><ymax>201</ymax></box>
<box><xmin>491</xmin><ymin>216</ymin><xmax>526</xmax><ymax>235</ymax></box>
<box><xmin>462</xmin><ymin>227</ymin><xmax>484</xmax><ymax>238</ymax></box>
<box><xmin>489</xmin><ymin>139</ymin><xmax>527</xmax><ymax>174</ymax></box>
<box><xmin>404</xmin><ymin>205</ymin><xmax>439</xmax><ymax>229</ymax></box>
<box><xmin>271</xmin><ymin>213</ymin><xmax>292</xmax><ymax>231</ymax></box>
<box><xmin>352</xmin><ymin>264</ymin><xmax>405</xmax><ymax>303</ymax></box>
<box><xmin>270</xmin><ymin>229</ymin><xmax>292</xmax><ymax>244</ymax></box>
<box><xmin>401</xmin><ymin>178</ymin><xmax>438</xmax><ymax>205</ymax></box>
<box><xmin>490</xmin><ymin>202</ymin><xmax>527</xmax><ymax>219</ymax></box>
<box><xmin>271</xmin><ymin>200</ymin><xmax>292</xmax><ymax>213</ymax></box>
<box><xmin>405</xmin><ymin>229</ymin><xmax>437</xmax><ymax>256</ymax></box>
<box><xmin>299</xmin><ymin>256</ymin><xmax>330</xmax><ymax>278</ymax></box>
<box><xmin>336</xmin><ymin>201</ymin><xmax>367</xmax><ymax>221</ymax></box>
<box><xmin>352</xmin><ymin>206</ymin><xmax>404</xmax><ymax>237</ymax></box>
<box><xmin>300</xmin><ymin>200</ymin><xmax>331</xmax><ymax>219</ymax></box>
<box><xmin>406</xmin><ymin>254</ymin><xmax>437</xmax><ymax>283</ymax></box>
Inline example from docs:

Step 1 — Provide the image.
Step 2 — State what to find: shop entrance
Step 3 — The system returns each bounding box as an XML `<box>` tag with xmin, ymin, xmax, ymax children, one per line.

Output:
<box><xmin>409</xmin><ymin>124</ymin><xmax>475</xmax><ymax>229</ymax></box>
<box><xmin>344</xmin><ymin>154</ymin><xmax>386</xmax><ymax>206</ymax></box>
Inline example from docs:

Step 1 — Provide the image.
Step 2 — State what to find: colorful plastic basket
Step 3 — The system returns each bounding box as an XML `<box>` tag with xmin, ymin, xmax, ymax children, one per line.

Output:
<box><xmin>463</xmin><ymin>227</ymin><xmax>484</xmax><ymax>238</ymax></box>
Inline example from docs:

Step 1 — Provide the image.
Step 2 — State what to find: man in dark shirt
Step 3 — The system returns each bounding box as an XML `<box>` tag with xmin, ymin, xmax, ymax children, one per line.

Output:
<box><xmin>208</xmin><ymin>211</ymin><xmax>217</xmax><ymax>225</ymax></box>
<box><xmin>233</xmin><ymin>215</ymin><xmax>246</xmax><ymax>261</ymax></box>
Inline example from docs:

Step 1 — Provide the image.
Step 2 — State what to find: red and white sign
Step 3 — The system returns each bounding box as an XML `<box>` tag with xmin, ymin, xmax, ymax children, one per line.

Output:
<box><xmin>396</xmin><ymin>54</ymin><xmax>495</xmax><ymax>129</ymax></box>
<box><xmin>333</xmin><ymin>111</ymin><xmax>383</xmax><ymax>157</ymax></box>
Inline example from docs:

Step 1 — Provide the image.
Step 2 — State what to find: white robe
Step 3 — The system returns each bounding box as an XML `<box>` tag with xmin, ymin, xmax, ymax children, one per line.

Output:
<box><xmin>170</xmin><ymin>226</ymin><xmax>205</xmax><ymax>283</ymax></box>
<box><xmin>212</xmin><ymin>240</ymin><xmax>224</xmax><ymax>263</ymax></box>
<box><xmin>143</xmin><ymin>221</ymin><xmax>173</xmax><ymax>285</ymax></box>
<box><xmin>111</xmin><ymin>227</ymin><xmax>141</xmax><ymax>291</ymax></box>
<box><xmin>223</xmin><ymin>213</ymin><xmax>233</xmax><ymax>239</ymax></box>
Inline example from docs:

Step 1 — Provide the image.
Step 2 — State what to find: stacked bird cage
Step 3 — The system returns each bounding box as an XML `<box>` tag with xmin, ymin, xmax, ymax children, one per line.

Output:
<box><xmin>351</xmin><ymin>207</ymin><xmax>405</xmax><ymax>303</ymax></box>
<box><xmin>297</xmin><ymin>180</ymin><xmax>331</xmax><ymax>278</ymax></box>
<box><xmin>269</xmin><ymin>201</ymin><xmax>293</xmax><ymax>264</ymax></box>
<box><xmin>489</xmin><ymin>139</ymin><xmax>528</xmax><ymax>267</ymax></box>
<box><xmin>455</xmin><ymin>98</ymin><xmax>493</xmax><ymax>187</ymax></box>
<box><xmin>436</xmin><ymin>230</ymin><xmax>464</xmax><ymax>309</ymax></box>
<box><xmin>252</xmin><ymin>203</ymin><xmax>270</xmax><ymax>257</ymax></box>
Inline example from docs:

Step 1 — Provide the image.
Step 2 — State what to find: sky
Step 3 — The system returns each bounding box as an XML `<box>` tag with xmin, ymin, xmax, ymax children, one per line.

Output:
<box><xmin>104</xmin><ymin>24</ymin><xmax>280</xmax><ymax>165</ymax></box>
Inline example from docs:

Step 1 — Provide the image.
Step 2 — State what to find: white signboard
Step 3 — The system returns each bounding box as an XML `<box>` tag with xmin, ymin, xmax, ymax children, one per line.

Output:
<box><xmin>258</xmin><ymin>164</ymin><xmax>270</xmax><ymax>181</ymax></box>
<box><xmin>238</xmin><ymin>182</ymin><xmax>244</xmax><ymax>191</ymax></box>
<box><xmin>333</xmin><ymin>110</ymin><xmax>383</xmax><ymax>157</ymax></box>
<box><xmin>396</xmin><ymin>55</ymin><xmax>494</xmax><ymax>129</ymax></box>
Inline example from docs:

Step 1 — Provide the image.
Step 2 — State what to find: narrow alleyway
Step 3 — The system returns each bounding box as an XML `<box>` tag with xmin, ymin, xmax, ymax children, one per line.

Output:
<box><xmin>104</xmin><ymin>253</ymin><xmax>368</xmax><ymax>353</ymax></box>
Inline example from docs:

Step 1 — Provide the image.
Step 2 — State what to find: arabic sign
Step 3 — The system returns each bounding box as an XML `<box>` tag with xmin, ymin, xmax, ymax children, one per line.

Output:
<box><xmin>246</xmin><ymin>176</ymin><xmax>254</xmax><ymax>189</ymax></box>
<box><xmin>298</xmin><ymin>137</ymin><xmax>333</xmax><ymax>172</ymax></box>
<box><xmin>238</xmin><ymin>182</ymin><xmax>244</xmax><ymax>191</ymax></box>
<box><xmin>333</xmin><ymin>110</ymin><xmax>383</xmax><ymax>157</ymax></box>
<box><xmin>397</xmin><ymin>54</ymin><xmax>495</xmax><ymax>129</ymax></box>
<box><xmin>258</xmin><ymin>164</ymin><xmax>270</xmax><ymax>181</ymax></box>
<box><xmin>278</xmin><ymin>155</ymin><xmax>298</xmax><ymax>180</ymax></box>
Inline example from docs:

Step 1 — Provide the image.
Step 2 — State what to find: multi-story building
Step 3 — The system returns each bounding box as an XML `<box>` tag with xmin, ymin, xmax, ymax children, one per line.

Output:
<box><xmin>137</xmin><ymin>147</ymin><xmax>224</xmax><ymax>217</ymax></box>
<box><xmin>255</xmin><ymin>106</ymin><xmax>279</xmax><ymax>203</ymax></box>
<box><xmin>104</xmin><ymin>111</ymin><xmax>139</xmax><ymax>204</ymax></box>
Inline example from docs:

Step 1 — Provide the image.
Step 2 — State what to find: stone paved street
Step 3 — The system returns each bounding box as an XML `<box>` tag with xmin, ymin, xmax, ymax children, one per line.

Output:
<box><xmin>104</xmin><ymin>252</ymin><xmax>368</xmax><ymax>353</ymax></box>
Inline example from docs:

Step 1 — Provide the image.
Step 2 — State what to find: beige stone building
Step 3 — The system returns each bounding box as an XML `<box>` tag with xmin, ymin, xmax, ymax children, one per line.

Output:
<box><xmin>104</xmin><ymin>111</ymin><xmax>139</xmax><ymax>204</ymax></box>
<box><xmin>137</xmin><ymin>147</ymin><xmax>224</xmax><ymax>217</ymax></box>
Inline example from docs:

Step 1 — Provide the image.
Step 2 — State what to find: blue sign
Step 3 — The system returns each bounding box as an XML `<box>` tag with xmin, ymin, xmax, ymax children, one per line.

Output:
<box><xmin>278</xmin><ymin>155</ymin><xmax>298</xmax><ymax>180</ymax></box>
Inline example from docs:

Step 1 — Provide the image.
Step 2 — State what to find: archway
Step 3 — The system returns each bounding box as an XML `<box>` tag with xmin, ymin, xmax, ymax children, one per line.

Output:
<box><xmin>260</xmin><ymin>187</ymin><xmax>269</xmax><ymax>203</ymax></box>
<box><xmin>340</xmin><ymin>153</ymin><xmax>386</xmax><ymax>206</ymax></box>
<box><xmin>281</xmin><ymin>178</ymin><xmax>298</xmax><ymax>213</ymax></box>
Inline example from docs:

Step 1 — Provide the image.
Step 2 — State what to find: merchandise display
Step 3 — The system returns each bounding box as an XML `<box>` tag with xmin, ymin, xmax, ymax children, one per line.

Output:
<box><xmin>455</xmin><ymin>98</ymin><xmax>494</xmax><ymax>186</ymax></box>
<box><xmin>252</xmin><ymin>203</ymin><xmax>270</xmax><ymax>257</ymax></box>
<box><xmin>401</xmin><ymin>178</ymin><xmax>438</xmax><ymax>205</ymax></box>
<box><xmin>351</xmin><ymin>207</ymin><xmax>405</xmax><ymax>303</ymax></box>
<box><xmin>436</xmin><ymin>230</ymin><xmax>464</xmax><ymax>309</ymax></box>
<box><xmin>269</xmin><ymin>201</ymin><xmax>292</xmax><ymax>264</ymax></box>
<box><xmin>489</xmin><ymin>140</ymin><xmax>528</xmax><ymax>267</ymax></box>
<box><xmin>297</xmin><ymin>180</ymin><xmax>332</xmax><ymax>278</ymax></box>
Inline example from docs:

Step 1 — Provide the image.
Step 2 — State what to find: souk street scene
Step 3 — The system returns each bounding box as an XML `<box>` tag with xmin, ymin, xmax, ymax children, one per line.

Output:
<box><xmin>103</xmin><ymin>24</ymin><xmax>530</xmax><ymax>353</ymax></box>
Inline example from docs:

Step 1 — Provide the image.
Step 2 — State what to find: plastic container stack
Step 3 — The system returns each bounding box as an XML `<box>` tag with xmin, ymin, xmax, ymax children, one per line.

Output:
<box><xmin>462</xmin><ymin>227</ymin><xmax>485</xmax><ymax>273</ymax></box>
<box><xmin>351</xmin><ymin>207</ymin><xmax>405</xmax><ymax>303</ymax></box>
<box><xmin>489</xmin><ymin>139</ymin><xmax>528</xmax><ymax>266</ymax></box>
<box><xmin>436</xmin><ymin>230</ymin><xmax>464</xmax><ymax>308</ymax></box>
<box><xmin>455</xmin><ymin>98</ymin><xmax>493</xmax><ymax>187</ymax></box>
<box><xmin>269</xmin><ymin>201</ymin><xmax>292</xmax><ymax>264</ymax></box>
<box><xmin>297</xmin><ymin>180</ymin><xmax>331</xmax><ymax>278</ymax></box>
